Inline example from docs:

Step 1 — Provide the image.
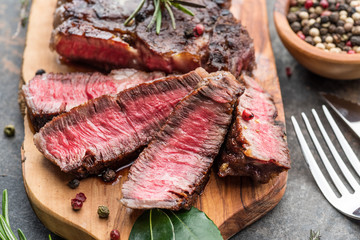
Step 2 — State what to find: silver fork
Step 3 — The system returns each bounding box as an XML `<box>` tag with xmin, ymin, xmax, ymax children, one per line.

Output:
<box><xmin>291</xmin><ymin>105</ymin><xmax>360</xmax><ymax>220</ymax></box>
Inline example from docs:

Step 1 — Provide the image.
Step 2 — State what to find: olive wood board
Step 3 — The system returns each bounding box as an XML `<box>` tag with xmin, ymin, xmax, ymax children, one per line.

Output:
<box><xmin>21</xmin><ymin>0</ymin><xmax>288</xmax><ymax>239</ymax></box>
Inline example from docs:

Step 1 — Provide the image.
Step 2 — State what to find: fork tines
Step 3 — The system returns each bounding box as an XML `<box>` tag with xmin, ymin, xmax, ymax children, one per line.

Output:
<box><xmin>292</xmin><ymin>105</ymin><xmax>360</xmax><ymax>220</ymax></box>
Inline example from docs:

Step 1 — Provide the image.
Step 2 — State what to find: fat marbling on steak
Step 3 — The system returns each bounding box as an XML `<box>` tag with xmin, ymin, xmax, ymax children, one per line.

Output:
<box><xmin>121</xmin><ymin>71</ymin><xmax>243</xmax><ymax>210</ymax></box>
<box><xmin>34</xmin><ymin>68</ymin><xmax>208</xmax><ymax>177</ymax></box>
<box><xmin>23</xmin><ymin>69</ymin><xmax>165</xmax><ymax>131</ymax></box>
<box><xmin>218</xmin><ymin>75</ymin><xmax>290</xmax><ymax>183</ymax></box>
<box><xmin>51</xmin><ymin>0</ymin><xmax>255</xmax><ymax>76</ymax></box>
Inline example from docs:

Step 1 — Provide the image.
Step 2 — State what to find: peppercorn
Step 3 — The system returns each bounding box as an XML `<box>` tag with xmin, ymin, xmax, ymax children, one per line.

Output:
<box><xmin>68</xmin><ymin>179</ymin><xmax>80</xmax><ymax>189</ymax></box>
<box><xmin>4</xmin><ymin>125</ymin><xmax>15</xmax><ymax>137</ymax></box>
<box><xmin>351</xmin><ymin>35</ymin><xmax>360</xmax><ymax>45</ymax></box>
<box><xmin>71</xmin><ymin>199</ymin><xmax>83</xmax><ymax>211</ymax></box>
<box><xmin>103</xmin><ymin>168</ymin><xmax>116</xmax><ymax>182</ymax></box>
<box><xmin>305</xmin><ymin>0</ymin><xmax>314</xmax><ymax>9</ymax></box>
<box><xmin>348</xmin><ymin>49</ymin><xmax>356</xmax><ymax>54</ymax></box>
<box><xmin>344</xmin><ymin>22</ymin><xmax>354</xmax><ymax>31</ymax></box>
<box><xmin>321</xmin><ymin>15</ymin><xmax>330</xmax><ymax>23</ymax></box>
<box><xmin>336</xmin><ymin>26</ymin><xmax>346</xmax><ymax>34</ymax></box>
<box><xmin>320</xmin><ymin>0</ymin><xmax>329</xmax><ymax>9</ymax></box>
<box><xmin>313</xmin><ymin>22</ymin><xmax>321</xmax><ymax>28</ymax></box>
<box><xmin>242</xmin><ymin>109</ymin><xmax>254</xmax><ymax>121</ymax></box>
<box><xmin>287</xmin><ymin>12</ymin><xmax>298</xmax><ymax>23</ymax></box>
<box><xmin>329</xmin><ymin>12</ymin><xmax>340</xmax><ymax>22</ymax></box>
<box><xmin>135</xmin><ymin>12</ymin><xmax>146</xmax><ymax>23</ymax></box>
<box><xmin>35</xmin><ymin>69</ymin><xmax>46</xmax><ymax>76</ymax></box>
<box><xmin>291</xmin><ymin>22</ymin><xmax>302</xmax><ymax>32</ymax></box>
<box><xmin>352</xmin><ymin>26</ymin><xmax>360</xmax><ymax>35</ymax></box>
<box><xmin>328</xmin><ymin>24</ymin><xmax>337</xmax><ymax>33</ymax></box>
<box><xmin>193</xmin><ymin>24</ymin><xmax>204</xmax><ymax>37</ymax></box>
<box><xmin>333</xmin><ymin>33</ymin><xmax>342</xmax><ymax>43</ymax></box>
<box><xmin>310</xmin><ymin>13</ymin><xmax>319</xmax><ymax>19</ymax></box>
<box><xmin>110</xmin><ymin>230</ymin><xmax>120</xmax><ymax>240</ymax></box>
<box><xmin>297</xmin><ymin>31</ymin><xmax>306</xmax><ymax>40</ymax></box>
<box><xmin>320</xmin><ymin>27</ymin><xmax>328</xmax><ymax>35</ymax></box>
<box><xmin>75</xmin><ymin>192</ymin><xmax>87</xmax><ymax>202</ymax></box>
<box><xmin>310</xmin><ymin>27</ymin><xmax>320</xmax><ymax>36</ymax></box>
<box><xmin>303</xmin><ymin>26</ymin><xmax>311</xmax><ymax>35</ymax></box>
<box><xmin>305</xmin><ymin>36</ymin><xmax>315</xmax><ymax>45</ymax></box>
<box><xmin>337</xmin><ymin>19</ymin><xmax>345</xmax><ymax>26</ymax></box>
<box><xmin>97</xmin><ymin>205</ymin><xmax>110</xmax><ymax>218</ymax></box>
<box><xmin>299</xmin><ymin>11</ymin><xmax>310</xmax><ymax>19</ymax></box>
<box><xmin>184</xmin><ymin>28</ymin><xmax>194</xmax><ymax>38</ymax></box>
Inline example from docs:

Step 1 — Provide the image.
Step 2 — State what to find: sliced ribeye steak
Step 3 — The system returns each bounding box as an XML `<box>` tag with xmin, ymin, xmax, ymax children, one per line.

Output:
<box><xmin>51</xmin><ymin>0</ymin><xmax>255</xmax><ymax>76</ymax></box>
<box><xmin>121</xmin><ymin>71</ymin><xmax>243</xmax><ymax>210</ymax></box>
<box><xmin>23</xmin><ymin>69</ymin><xmax>165</xmax><ymax>132</ymax></box>
<box><xmin>218</xmin><ymin>75</ymin><xmax>290</xmax><ymax>183</ymax></box>
<box><xmin>34</xmin><ymin>68</ymin><xmax>208</xmax><ymax>177</ymax></box>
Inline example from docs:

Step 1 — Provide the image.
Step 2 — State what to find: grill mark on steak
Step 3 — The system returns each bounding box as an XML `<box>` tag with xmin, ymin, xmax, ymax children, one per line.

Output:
<box><xmin>121</xmin><ymin>71</ymin><xmax>243</xmax><ymax>210</ymax></box>
<box><xmin>51</xmin><ymin>0</ymin><xmax>255</xmax><ymax>76</ymax></box>
<box><xmin>218</xmin><ymin>75</ymin><xmax>290</xmax><ymax>183</ymax></box>
<box><xmin>22</xmin><ymin>69</ymin><xmax>165</xmax><ymax>132</ymax></box>
<box><xmin>33</xmin><ymin>68</ymin><xmax>207</xmax><ymax>178</ymax></box>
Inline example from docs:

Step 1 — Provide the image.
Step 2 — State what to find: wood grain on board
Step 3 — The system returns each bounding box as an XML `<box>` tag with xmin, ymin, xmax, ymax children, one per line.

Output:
<box><xmin>21</xmin><ymin>0</ymin><xmax>288</xmax><ymax>239</ymax></box>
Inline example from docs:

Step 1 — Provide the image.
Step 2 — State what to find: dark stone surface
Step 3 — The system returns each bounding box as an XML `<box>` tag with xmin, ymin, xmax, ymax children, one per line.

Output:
<box><xmin>0</xmin><ymin>0</ymin><xmax>359</xmax><ymax>239</ymax></box>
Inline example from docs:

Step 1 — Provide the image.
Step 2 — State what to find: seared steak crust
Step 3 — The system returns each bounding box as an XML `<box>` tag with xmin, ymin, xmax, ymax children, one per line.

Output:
<box><xmin>51</xmin><ymin>0</ymin><xmax>255</xmax><ymax>76</ymax></box>
<box><xmin>34</xmin><ymin>68</ymin><xmax>207</xmax><ymax>177</ymax></box>
<box><xmin>218</xmin><ymin>75</ymin><xmax>290</xmax><ymax>183</ymax></box>
<box><xmin>23</xmin><ymin>69</ymin><xmax>165</xmax><ymax>131</ymax></box>
<box><xmin>121</xmin><ymin>71</ymin><xmax>243</xmax><ymax>210</ymax></box>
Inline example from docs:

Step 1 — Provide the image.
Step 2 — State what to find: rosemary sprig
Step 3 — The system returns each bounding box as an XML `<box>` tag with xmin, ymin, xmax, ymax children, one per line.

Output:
<box><xmin>309</xmin><ymin>230</ymin><xmax>321</xmax><ymax>240</ymax></box>
<box><xmin>0</xmin><ymin>189</ymin><xmax>27</xmax><ymax>240</ymax></box>
<box><xmin>124</xmin><ymin>0</ymin><xmax>205</xmax><ymax>34</ymax></box>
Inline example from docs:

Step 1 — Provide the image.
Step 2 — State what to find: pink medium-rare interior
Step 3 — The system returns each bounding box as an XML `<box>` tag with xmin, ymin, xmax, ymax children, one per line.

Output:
<box><xmin>125</xmin><ymin>104</ymin><xmax>222</xmax><ymax>201</ymax></box>
<box><xmin>238</xmin><ymin>77</ymin><xmax>288</xmax><ymax>166</ymax></box>
<box><xmin>39</xmin><ymin>87</ymin><xmax>191</xmax><ymax>171</ymax></box>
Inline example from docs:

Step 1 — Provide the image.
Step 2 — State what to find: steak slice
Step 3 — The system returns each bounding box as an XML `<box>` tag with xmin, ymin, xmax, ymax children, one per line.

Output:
<box><xmin>23</xmin><ymin>69</ymin><xmax>165</xmax><ymax>131</ymax></box>
<box><xmin>51</xmin><ymin>0</ymin><xmax>255</xmax><ymax>76</ymax></box>
<box><xmin>218</xmin><ymin>75</ymin><xmax>290</xmax><ymax>183</ymax></box>
<box><xmin>121</xmin><ymin>71</ymin><xmax>243</xmax><ymax>210</ymax></box>
<box><xmin>33</xmin><ymin>68</ymin><xmax>208</xmax><ymax>177</ymax></box>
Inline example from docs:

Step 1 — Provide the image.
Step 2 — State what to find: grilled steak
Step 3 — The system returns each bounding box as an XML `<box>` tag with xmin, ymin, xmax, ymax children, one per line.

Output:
<box><xmin>23</xmin><ymin>69</ymin><xmax>165</xmax><ymax>131</ymax></box>
<box><xmin>121</xmin><ymin>71</ymin><xmax>243</xmax><ymax>210</ymax></box>
<box><xmin>218</xmin><ymin>75</ymin><xmax>290</xmax><ymax>183</ymax></box>
<box><xmin>33</xmin><ymin>68</ymin><xmax>208</xmax><ymax>177</ymax></box>
<box><xmin>51</xmin><ymin>0</ymin><xmax>255</xmax><ymax>76</ymax></box>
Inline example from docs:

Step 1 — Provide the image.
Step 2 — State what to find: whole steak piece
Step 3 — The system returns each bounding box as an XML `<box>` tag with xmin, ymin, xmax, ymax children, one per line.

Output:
<box><xmin>34</xmin><ymin>68</ymin><xmax>208</xmax><ymax>178</ymax></box>
<box><xmin>218</xmin><ymin>75</ymin><xmax>291</xmax><ymax>183</ymax></box>
<box><xmin>51</xmin><ymin>0</ymin><xmax>255</xmax><ymax>76</ymax></box>
<box><xmin>121</xmin><ymin>71</ymin><xmax>243</xmax><ymax>210</ymax></box>
<box><xmin>23</xmin><ymin>69</ymin><xmax>165</xmax><ymax>132</ymax></box>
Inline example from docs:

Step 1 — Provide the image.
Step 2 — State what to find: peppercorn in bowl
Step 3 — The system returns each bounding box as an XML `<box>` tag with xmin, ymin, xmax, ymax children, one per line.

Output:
<box><xmin>274</xmin><ymin>0</ymin><xmax>360</xmax><ymax>80</ymax></box>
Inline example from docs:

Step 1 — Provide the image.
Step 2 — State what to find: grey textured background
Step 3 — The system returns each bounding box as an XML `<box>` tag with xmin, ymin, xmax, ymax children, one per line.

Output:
<box><xmin>0</xmin><ymin>0</ymin><xmax>359</xmax><ymax>239</ymax></box>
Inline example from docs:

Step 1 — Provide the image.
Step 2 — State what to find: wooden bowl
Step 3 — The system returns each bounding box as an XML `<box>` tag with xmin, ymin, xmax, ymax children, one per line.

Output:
<box><xmin>274</xmin><ymin>0</ymin><xmax>360</xmax><ymax>80</ymax></box>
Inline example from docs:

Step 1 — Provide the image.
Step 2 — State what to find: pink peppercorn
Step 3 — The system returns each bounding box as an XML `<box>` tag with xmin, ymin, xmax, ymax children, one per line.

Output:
<box><xmin>304</xmin><ymin>0</ymin><xmax>313</xmax><ymax>9</ymax></box>
<box><xmin>242</xmin><ymin>109</ymin><xmax>254</xmax><ymax>121</ymax></box>
<box><xmin>75</xmin><ymin>192</ymin><xmax>87</xmax><ymax>202</ymax></box>
<box><xmin>320</xmin><ymin>0</ymin><xmax>329</xmax><ymax>9</ymax></box>
<box><xmin>346</xmin><ymin>41</ymin><xmax>352</xmax><ymax>47</ymax></box>
<box><xmin>348</xmin><ymin>50</ymin><xmax>356</xmax><ymax>54</ymax></box>
<box><xmin>193</xmin><ymin>24</ymin><xmax>204</xmax><ymax>37</ymax></box>
<box><xmin>321</xmin><ymin>10</ymin><xmax>331</xmax><ymax>17</ymax></box>
<box><xmin>286</xmin><ymin>67</ymin><xmax>292</xmax><ymax>77</ymax></box>
<box><xmin>110</xmin><ymin>229</ymin><xmax>120</xmax><ymax>240</ymax></box>
<box><xmin>71</xmin><ymin>198</ymin><xmax>83</xmax><ymax>211</ymax></box>
<box><xmin>297</xmin><ymin>31</ymin><xmax>305</xmax><ymax>40</ymax></box>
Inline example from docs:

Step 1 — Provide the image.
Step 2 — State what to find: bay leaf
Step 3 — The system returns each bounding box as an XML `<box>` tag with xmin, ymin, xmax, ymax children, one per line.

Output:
<box><xmin>129</xmin><ymin>209</ymin><xmax>175</xmax><ymax>240</ymax></box>
<box><xmin>166</xmin><ymin>207</ymin><xmax>223</xmax><ymax>240</ymax></box>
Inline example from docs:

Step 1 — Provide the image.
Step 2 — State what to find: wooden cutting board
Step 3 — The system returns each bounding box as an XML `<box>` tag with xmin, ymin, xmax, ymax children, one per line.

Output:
<box><xmin>21</xmin><ymin>0</ymin><xmax>288</xmax><ymax>239</ymax></box>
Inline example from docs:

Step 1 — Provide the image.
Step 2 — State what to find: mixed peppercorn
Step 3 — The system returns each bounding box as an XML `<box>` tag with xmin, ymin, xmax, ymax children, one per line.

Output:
<box><xmin>288</xmin><ymin>0</ymin><xmax>360</xmax><ymax>53</ymax></box>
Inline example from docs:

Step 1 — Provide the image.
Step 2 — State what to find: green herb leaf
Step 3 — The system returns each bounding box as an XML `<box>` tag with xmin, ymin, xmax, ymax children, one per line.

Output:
<box><xmin>309</xmin><ymin>230</ymin><xmax>321</xmax><ymax>240</ymax></box>
<box><xmin>166</xmin><ymin>207</ymin><xmax>222</xmax><ymax>240</ymax></box>
<box><xmin>48</xmin><ymin>234</ymin><xmax>53</xmax><ymax>240</ymax></box>
<box><xmin>17</xmin><ymin>229</ymin><xmax>27</xmax><ymax>240</ymax></box>
<box><xmin>129</xmin><ymin>209</ymin><xmax>175</xmax><ymax>240</ymax></box>
<box><xmin>129</xmin><ymin>207</ymin><xmax>221</xmax><ymax>240</ymax></box>
<box><xmin>2</xmin><ymin>190</ymin><xmax>9</xmax><ymax>228</ymax></box>
<box><xmin>0</xmin><ymin>216</ymin><xmax>16</xmax><ymax>240</ymax></box>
